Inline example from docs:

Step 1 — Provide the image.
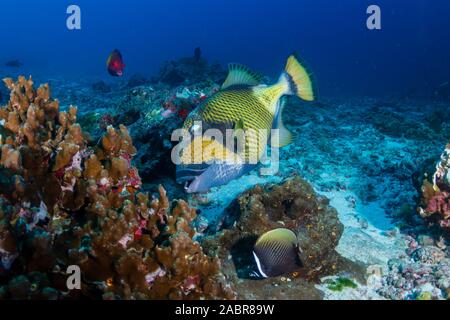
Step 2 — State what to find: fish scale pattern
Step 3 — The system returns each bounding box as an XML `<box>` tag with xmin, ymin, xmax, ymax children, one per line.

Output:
<box><xmin>198</xmin><ymin>87</ymin><xmax>282</xmax><ymax>160</ymax></box>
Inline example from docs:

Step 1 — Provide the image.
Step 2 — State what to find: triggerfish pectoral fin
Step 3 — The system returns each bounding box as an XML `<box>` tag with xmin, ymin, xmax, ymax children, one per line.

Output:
<box><xmin>185</xmin><ymin>163</ymin><xmax>257</xmax><ymax>193</ymax></box>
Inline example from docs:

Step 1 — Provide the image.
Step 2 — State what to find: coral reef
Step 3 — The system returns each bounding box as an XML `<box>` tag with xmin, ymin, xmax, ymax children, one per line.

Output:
<box><xmin>277</xmin><ymin>98</ymin><xmax>449</xmax><ymax>230</ymax></box>
<box><xmin>419</xmin><ymin>142</ymin><xmax>450</xmax><ymax>235</ymax></box>
<box><xmin>1</xmin><ymin>55</ymin><xmax>448</xmax><ymax>301</ymax></box>
<box><xmin>61</xmin><ymin>72</ymin><xmax>222</xmax><ymax>197</ymax></box>
<box><xmin>110</xmin><ymin>83</ymin><xmax>218</xmax><ymax>190</ymax></box>
<box><xmin>377</xmin><ymin>236</ymin><xmax>449</xmax><ymax>300</ymax></box>
<box><xmin>154</xmin><ymin>50</ymin><xmax>226</xmax><ymax>86</ymax></box>
<box><xmin>126</xmin><ymin>74</ymin><xmax>149</xmax><ymax>89</ymax></box>
<box><xmin>213</xmin><ymin>177</ymin><xmax>345</xmax><ymax>279</ymax></box>
<box><xmin>435</xmin><ymin>82</ymin><xmax>450</xmax><ymax>102</ymax></box>
<box><xmin>0</xmin><ymin>76</ymin><xmax>235</xmax><ymax>300</ymax></box>
<box><xmin>368</xmin><ymin>103</ymin><xmax>435</xmax><ymax>141</ymax></box>
<box><xmin>92</xmin><ymin>81</ymin><xmax>111</xmax><ymax>94</ymax></box>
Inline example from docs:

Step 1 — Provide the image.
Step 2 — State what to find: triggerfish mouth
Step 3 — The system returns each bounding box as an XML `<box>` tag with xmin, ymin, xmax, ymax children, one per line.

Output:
<box><xmin>175</xmin><ymin>55</ymin><xmax>315</xmax><ymax>193</ymax></box>
<box><xmin>107</xmin><ymin>49</ymin><xmax>125</xmax><ymax>77</ymax></box>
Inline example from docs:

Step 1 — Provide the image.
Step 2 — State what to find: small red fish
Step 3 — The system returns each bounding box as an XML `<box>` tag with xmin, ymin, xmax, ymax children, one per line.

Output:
<box><xmin>107</xmin><ymin>49</ymin><xmax>125</xmax><ymax>77</ymax></box>
<box><xmin>178</xmin><ymin>109</ymin><xmax>190</xmax><ymax>120</ymax></box>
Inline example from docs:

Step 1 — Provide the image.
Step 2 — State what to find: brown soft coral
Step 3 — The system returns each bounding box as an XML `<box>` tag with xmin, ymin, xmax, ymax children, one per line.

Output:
<box><xmin>0</xmin><ymin>76</ymin><xmax>235</xmax><ymax>300</ymax></box>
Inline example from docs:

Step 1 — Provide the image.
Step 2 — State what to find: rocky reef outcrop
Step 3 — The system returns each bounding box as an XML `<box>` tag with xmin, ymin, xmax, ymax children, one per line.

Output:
<box><xmin>154</xmin><ymin>50</ymin><xmax>226</xmax><ymax>87</ymax></box>
<box><xmin>0</xmin><ymin>76</ymin><xmax>235</xmax><ymax>300</ymax></box>
<box><xmin>202</xmin><ymin>177</ymin><xmax>363</xmax><ymax>299</ymax></box>
<box><xmin>92</xmin><ymin>80</ymin><xmax>111</xmax><ymax>94</ymax></box>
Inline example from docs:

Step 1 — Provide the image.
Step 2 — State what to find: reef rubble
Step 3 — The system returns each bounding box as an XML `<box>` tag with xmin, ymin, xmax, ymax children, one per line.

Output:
<box><xmin>377</xmin><ymin>235</ymin><xmax>450</xmax><ymax>300</ymax></box>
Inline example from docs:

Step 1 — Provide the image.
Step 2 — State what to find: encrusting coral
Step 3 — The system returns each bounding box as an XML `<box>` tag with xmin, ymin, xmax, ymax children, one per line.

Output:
<box><xmin>0</xmin><ymin>76</ymin><xmax>235</xmax><ymax>300</ymax></box>
<box><xmin>420</xmin><ymin>142</ymin><xmax>450</xmax><ymax>236</ymax></box>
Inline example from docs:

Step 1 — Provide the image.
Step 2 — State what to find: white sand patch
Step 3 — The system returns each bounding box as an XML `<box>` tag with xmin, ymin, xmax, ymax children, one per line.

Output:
<box><xmin>320</xmin><ymin>189</ymin><xmax>407</xmax><ymax>267</ymax></box>
<box><xmin>200</xmin><ymin>171</ymin><xmax>283</xmax><ymax>227</ymax></box>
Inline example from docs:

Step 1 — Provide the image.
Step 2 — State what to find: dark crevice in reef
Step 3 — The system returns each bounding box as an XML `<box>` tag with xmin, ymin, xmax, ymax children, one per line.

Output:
<box><xmin>230</xmin><ymin>236</ymin><xmax>259</xmax><ymax>280</ymax></box>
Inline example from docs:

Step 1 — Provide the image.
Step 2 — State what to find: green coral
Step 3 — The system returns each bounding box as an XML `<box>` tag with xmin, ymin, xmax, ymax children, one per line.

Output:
<box><xmin>326</xmin><ymin>277</ymin><xmax>358</xmax><ymax>292</ymax></box>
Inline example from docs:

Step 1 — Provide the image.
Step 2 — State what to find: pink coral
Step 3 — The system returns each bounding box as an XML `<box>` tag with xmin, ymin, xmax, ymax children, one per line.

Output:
<box><xmin>420</xmin><ymin>143</ymin><xmax>450</xmax><ymax>234</ymax></box>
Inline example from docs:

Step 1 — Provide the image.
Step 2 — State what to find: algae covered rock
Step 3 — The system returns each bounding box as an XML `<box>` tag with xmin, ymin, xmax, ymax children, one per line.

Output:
<box><xmin>229</xmin><ymin>177</ymin><xmax>344</xmax><ymax>276</ymax></box>
<box><xmin>155</xmin><ymin>49</ymin><xmax>226</xmax><ymax>86</ymax></box>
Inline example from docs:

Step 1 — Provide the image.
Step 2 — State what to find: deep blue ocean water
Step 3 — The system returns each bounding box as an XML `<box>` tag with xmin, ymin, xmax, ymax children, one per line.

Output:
<box><xmin>1</xmin><ymin>0</ymin><xmax>449</xmax><ymax>97</ymax></box>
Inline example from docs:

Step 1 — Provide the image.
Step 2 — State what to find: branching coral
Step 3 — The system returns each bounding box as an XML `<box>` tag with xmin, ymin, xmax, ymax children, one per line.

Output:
<box><xmin>420</xmin><ymin>143</ymin><xmax>450</xmax><ymax>234</ymax></box>
<box><xmin>0</xmin><ymin>76</ymin><xmax>235</xmax><ymax>300</ymax></box>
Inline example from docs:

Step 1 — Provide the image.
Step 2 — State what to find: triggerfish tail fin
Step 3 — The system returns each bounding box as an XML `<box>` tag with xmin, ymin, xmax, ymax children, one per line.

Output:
<box><xmin>280</xmin><ymin>54</ymin><xmax>315</xmax><ymax>101</ymax></box>
<box><xmin>222</xmin><ymin>63</ymin><xmax>264</xmax><ymax>90</ymax></box>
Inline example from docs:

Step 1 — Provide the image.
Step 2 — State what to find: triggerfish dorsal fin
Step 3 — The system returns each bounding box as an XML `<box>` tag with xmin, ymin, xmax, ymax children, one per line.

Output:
<box><xmin>253</xmin><ymin>228</ymin><xmax>302</xmax><ymax>278</ymax></box>
<box><xmin>271</xmin><ymin>97</ymin><xmax>295</xmax><ymax>148</ymax></box>
<box><xmin>221</xmin><ymin>63</ymin><xmax>264</xmax><ymax>90</ymax></box>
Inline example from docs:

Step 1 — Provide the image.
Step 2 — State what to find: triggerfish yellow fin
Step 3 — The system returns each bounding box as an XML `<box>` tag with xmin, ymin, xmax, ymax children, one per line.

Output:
<box><xmin>252</xmin><ymin>54</ymin><xmax>315</xmax><ymax>116</ymax></box>
<box><xmin>283</xmin><ymin>54</ymin><xmax>315</xmax><ymax>101</ymax></box>
<box><xmin>222</xmin><ymin>63</ymin><xmax>264</xmax><ymax>90</ymax></box>
<box><xmin>253</xmin><ymin>228</ymin><xmax>302</xmax><ymax>278</ymax></box>
<box><xmin>271</xmin><ymin>97</ymin><xmax>295</xmax><ymax>148</ymax></box>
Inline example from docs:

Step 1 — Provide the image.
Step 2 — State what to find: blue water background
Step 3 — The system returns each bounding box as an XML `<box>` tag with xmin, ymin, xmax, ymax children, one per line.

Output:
<box><xmin>0</xmin><ymin>0</ymin><xmax>449</xmax><ymax>97</ymax></box>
